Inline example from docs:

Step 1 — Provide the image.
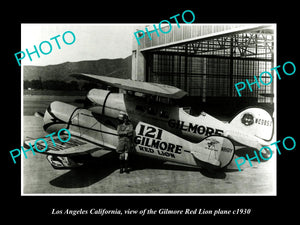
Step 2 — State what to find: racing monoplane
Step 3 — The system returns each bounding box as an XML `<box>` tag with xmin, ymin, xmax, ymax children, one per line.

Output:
<box><xmin>25</xmin><ymin>73</ymin><xmax>274</xmax><ymax>170</ymax></box>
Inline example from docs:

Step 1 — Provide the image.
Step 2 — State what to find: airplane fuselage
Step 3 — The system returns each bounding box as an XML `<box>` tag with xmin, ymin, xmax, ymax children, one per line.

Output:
<box><xmin>87</xmin><ymin>89</ymin><xmax>272</xmax><ymax>149</ymax></box>
<box><xmin>43</xmin><ymin>100</ymin><xmax>234</xmax><ymax>168</ymax></box>
<box><xmin>86</xmin><ymin>89</ymin><xmax>227</xmax><ymax>144</ymax></box>
<box><xmin>42</xmin><ymin>88</ymin><xmax>273</xmax><ymax>169</ymax></box>
<box><xmin>42</xmin><ymin>89</ymin><xmax>237</xmax><ymax>168</ymax></box>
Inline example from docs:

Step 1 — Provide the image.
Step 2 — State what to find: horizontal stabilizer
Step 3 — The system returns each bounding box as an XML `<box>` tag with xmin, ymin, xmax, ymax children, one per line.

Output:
<box><xmin>191</xmin><ymin>136</ymin><xmax>235</xmax><ymax>169</ymax></box>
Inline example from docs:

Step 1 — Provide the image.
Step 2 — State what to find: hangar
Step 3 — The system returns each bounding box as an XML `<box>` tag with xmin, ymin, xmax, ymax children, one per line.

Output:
<box><xmin>131</xmin><ymin>24</ymin><xmax>275</xmax><ymax>116</ymax></box>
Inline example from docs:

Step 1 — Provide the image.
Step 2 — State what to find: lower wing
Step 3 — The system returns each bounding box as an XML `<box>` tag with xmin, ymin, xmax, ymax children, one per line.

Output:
<box><xmin>24</xmin><ymin>135</ymin><xmax>113</xmax><ymax>169</ymax></box>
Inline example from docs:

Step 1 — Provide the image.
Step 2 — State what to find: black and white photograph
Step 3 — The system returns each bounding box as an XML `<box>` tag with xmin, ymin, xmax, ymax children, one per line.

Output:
<box><xmin>4</xmin><ymin>5</ymin><xmax>298</xmax><ymax>221</ymax></box>
<box><xmin>21</xmin><ymin>23</ymin><xmax>277</xmax><ymax>195</ymax></box>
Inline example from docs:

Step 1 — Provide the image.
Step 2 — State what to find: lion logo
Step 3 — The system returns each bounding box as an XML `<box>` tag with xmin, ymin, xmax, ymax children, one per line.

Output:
<box><xmin>241</xmin><ymin>113</ymin><xmax>254</xmax><ymax>126</ymax></box>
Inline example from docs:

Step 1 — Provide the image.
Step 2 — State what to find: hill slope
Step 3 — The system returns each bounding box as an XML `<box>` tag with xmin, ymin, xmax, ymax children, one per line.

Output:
<box><xmin>23</xmin><ymin>55</ymin><xmax>132</xmax><ymax>82</ymax></box>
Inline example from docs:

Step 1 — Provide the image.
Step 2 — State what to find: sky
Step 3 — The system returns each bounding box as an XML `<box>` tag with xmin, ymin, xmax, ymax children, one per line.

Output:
<box><xmin>21</xmin><ymin>24</ymin><xmax>136</xmax><ymax>66</ymax></box>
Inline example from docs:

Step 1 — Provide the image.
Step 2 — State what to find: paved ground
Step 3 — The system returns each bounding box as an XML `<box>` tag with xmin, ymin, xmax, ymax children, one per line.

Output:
<box><xmin>22</xmin><ymin>115</ymin><xmax>276</xmax><ymax>195</ymax></box>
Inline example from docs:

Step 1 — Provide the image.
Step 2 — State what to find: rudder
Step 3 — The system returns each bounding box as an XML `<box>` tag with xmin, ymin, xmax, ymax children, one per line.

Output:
<box><xmin>229</xmin><ymin>107</ymin><xmax>274</xmax><ymax>141</ymax></box>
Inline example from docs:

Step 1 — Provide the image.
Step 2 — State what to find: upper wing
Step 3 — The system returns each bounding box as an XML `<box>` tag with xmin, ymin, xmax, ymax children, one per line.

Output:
<box><xmin>71</xmin><ymin>73</ymin><xmax>188</xmax><ymax>99</ymax></box>
<box><xmin>24</xmin><ymin>135</ymin><xmax>112</xmax><ymax>156</ymax></box>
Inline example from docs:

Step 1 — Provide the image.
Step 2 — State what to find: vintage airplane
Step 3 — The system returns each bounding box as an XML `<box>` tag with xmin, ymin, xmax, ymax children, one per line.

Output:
<box><xmin>25</xmin><ymin>73</ymin><xmax>274</xmax><ymax>171</ymax></box>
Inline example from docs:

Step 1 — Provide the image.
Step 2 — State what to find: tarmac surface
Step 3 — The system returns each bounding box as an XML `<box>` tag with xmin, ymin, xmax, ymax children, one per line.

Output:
<box><xmin>22</xmin><ymin>115</ymin><xmax>276</xmax><ymax>195</ymax></box>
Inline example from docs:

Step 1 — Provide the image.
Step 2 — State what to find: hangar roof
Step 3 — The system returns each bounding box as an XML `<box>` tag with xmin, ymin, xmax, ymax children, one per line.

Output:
<box><xmin>138</xmin><ymin>24</ymin><xmax>274</xmax><ymax>52</ymax></box>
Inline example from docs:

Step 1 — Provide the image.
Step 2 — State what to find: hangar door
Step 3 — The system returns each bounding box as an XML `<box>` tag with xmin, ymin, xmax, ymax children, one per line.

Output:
<box><xmin>145</xmin><ymin>31</ymin><xmax>274</xmax><ymax>103</ymax></box>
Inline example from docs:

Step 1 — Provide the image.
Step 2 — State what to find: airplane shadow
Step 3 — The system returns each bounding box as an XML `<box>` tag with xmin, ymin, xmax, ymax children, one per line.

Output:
<box><xmin>49</xmin><ymin>153</ymin><xmax>226</xmax><ymax>188</ymax></box>
<box><xmin>130</xmin><ymin>155</ymin><xmax>226</xmax><ymax>179</ymax></box>
<box><xmin>223</xmin><ymin>146</ymin><xmax>271</xmax><ymax>172</ymax></box>
<box><xmin>234</xmin><ymin>146</ymin><xmax>270</xmax><ymax>162</ymax></box>
<box><xmin>49</xmin><ymin>152</ymin><xmax>119</xmax><ymax>188</ymax></box>
<box><xmin>49</xmin><ymin>145</ymin><xmax>273</xmax><ymax>188</ymax></box>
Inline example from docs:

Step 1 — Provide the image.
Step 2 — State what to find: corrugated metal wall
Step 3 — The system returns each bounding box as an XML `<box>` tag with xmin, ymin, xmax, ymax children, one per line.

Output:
<box><xmin>138</xmin><ymin>24</ymin><xmax>244</xmax><ymax>50</ymax></box>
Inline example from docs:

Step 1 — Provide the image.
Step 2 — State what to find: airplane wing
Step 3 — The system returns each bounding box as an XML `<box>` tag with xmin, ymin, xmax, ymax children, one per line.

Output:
<box><xmin>24</xmin><ymin>135</ymin><xmax>112</xmax><ymax>156</ymax></box>
<box><xmin>24</xmin><ymin>135</ymin><xmax>114</xmax><ymax>169</ymax></box>
<box><xmin>71</xmin><ymin>73</ymin><xmax>188</xmax><ymax>99</ymax></box>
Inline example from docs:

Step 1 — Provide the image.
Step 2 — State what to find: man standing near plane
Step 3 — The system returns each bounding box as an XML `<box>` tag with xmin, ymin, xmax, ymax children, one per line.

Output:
<box><xmin>116</xmin><ymin>112</ymin><xmax>133</xmax><ymax>174</ymax></box>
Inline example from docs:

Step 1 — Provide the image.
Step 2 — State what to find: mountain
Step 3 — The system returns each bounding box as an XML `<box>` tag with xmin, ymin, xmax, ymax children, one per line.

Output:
<box><xmin>23</xmin><ymin>55</ymin><xmax>132</xmax><ymax>82</ymax></box>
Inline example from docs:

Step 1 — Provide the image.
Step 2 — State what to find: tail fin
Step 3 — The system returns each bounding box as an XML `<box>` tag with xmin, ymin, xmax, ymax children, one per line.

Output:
<box><xmin>229</xmin><ymin>107</ymin><xmax>274</xmax><ymax>141</ymax></box>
